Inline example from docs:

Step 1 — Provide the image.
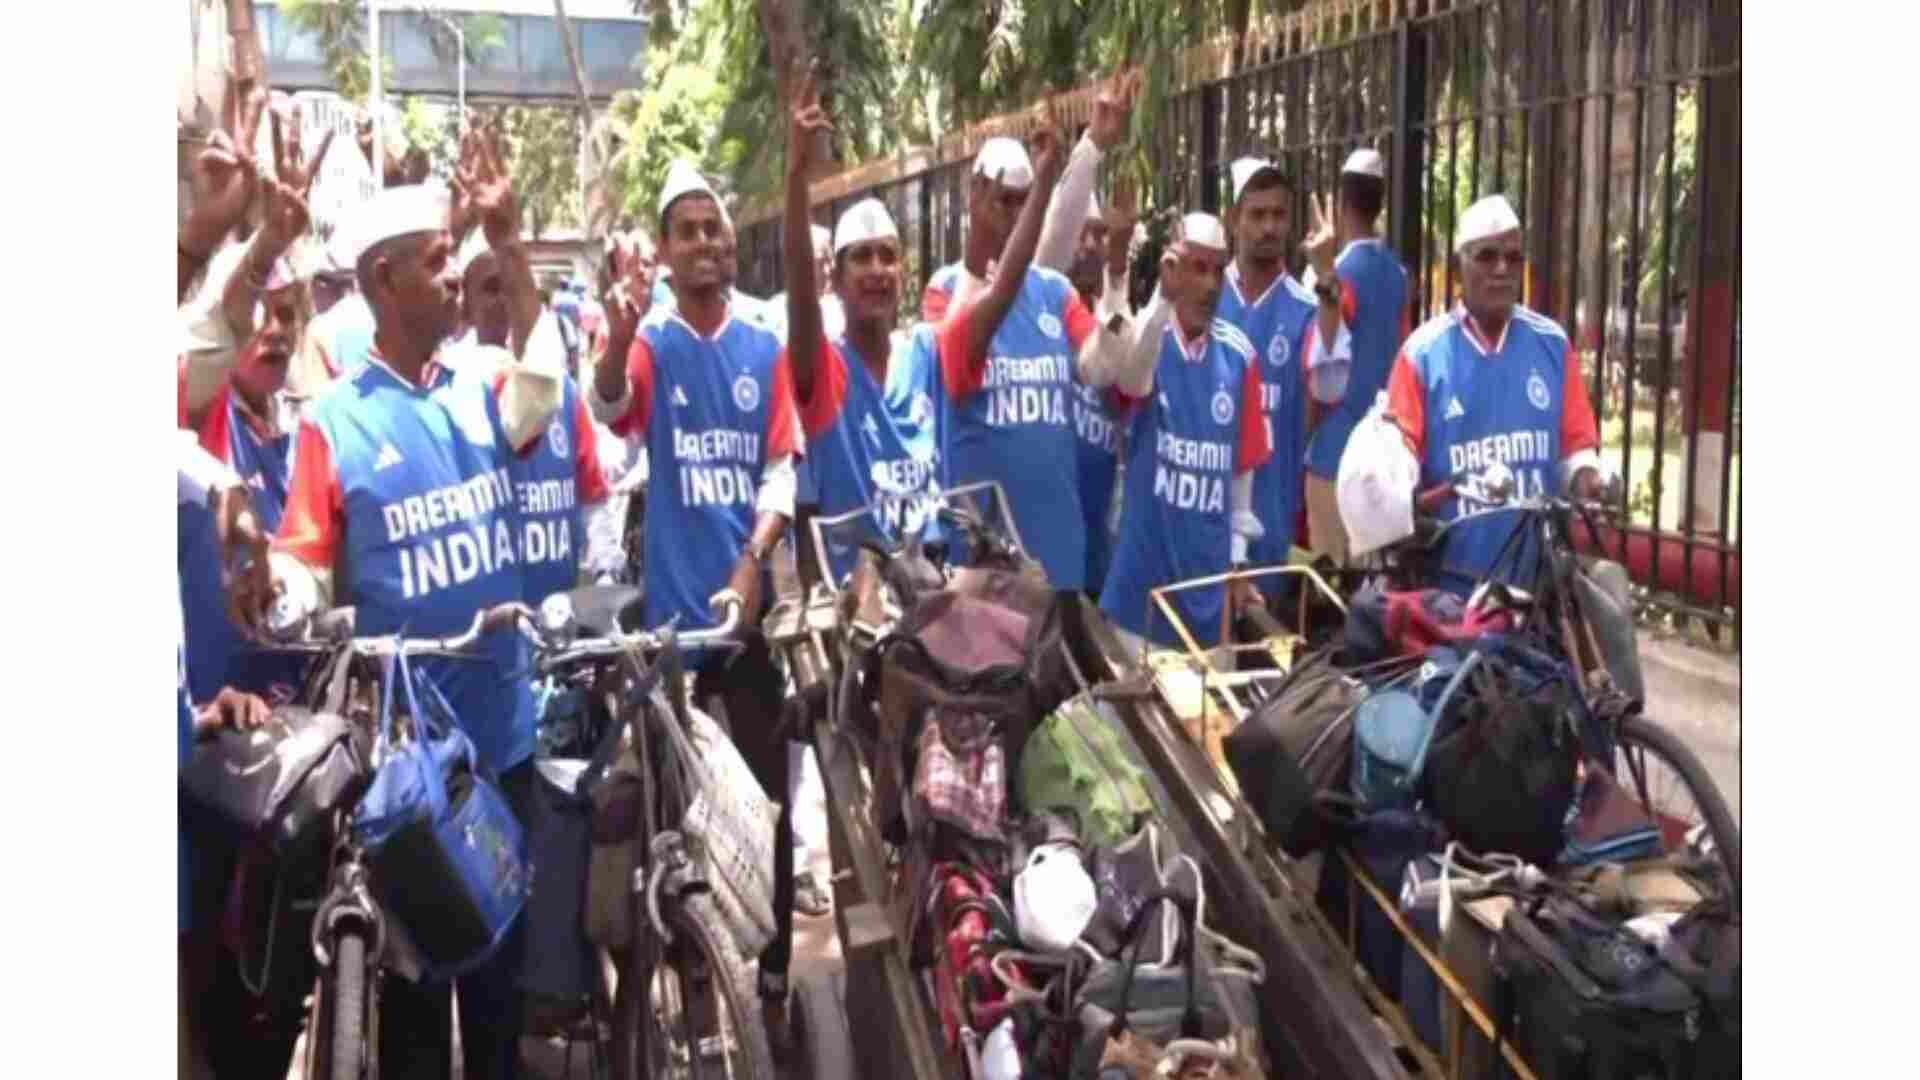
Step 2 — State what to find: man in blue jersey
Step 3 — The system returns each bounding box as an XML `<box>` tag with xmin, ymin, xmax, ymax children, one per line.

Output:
<box><xmin>1305</xmin><ymin>149</ymin><xmax>1412</xmax><ymax>565</ymax></box>
<box><xmin>587</xmin><ymin>157</ymin><xmax>808</xmax><ymax>1022</ymax></box>
<box><xmin>1031</xmin><ymin>74</ymin><xmax>1141</xmax><ymax>596</ymax></box>
<box><xmin>1215</xmin><ymin>157</ymin><xmax>1352</xmax><ymax>598</ymax></box>
<box><xmin>1099</xmin><ymin>213</ymin><xmax>1272</xmax><ymax>651</ymax></box>
<box><xmin>448</xmin><ymin>233</ymin><xmax>613</xmax><ymax>607</ymax></box>
<box><xmin>783</xmin><ymin>67</ymin><xmax>934</xmax><ymax>583</ymax></box>
<box><xmin>913</xmin><ymin>128</ymin><xmax>1151</xmax><ymax>591</ymax></box>
<box><xmin>1384</xmin><ymin>194</ymin><xmax>1612</xmax><ymax>593</ymax></box>
<box><xmin>265</xmin><ymin>123</ymin><xmax>566</xmax><ymax>1080</ymax></box>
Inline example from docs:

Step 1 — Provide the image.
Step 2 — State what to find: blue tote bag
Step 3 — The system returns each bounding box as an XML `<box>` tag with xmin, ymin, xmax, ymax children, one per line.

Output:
<box><xmin>352</xmin><ymin>648</ymin><xmax>530</xmax><ymax>979</ymax></box>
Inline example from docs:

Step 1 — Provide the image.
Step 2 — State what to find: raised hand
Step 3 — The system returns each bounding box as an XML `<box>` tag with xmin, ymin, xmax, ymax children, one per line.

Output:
<box><xmin>268</xmin><ymin>102</ymin><xmax>336</xmax><ymax>198</ymax></box>
<box><xmin>600</xmin><ymin>236</ymin><xmax>650</xmax><ymax>345</ymax></box>
<box><xmin>787</xmin><ymin>60</ymin><xmax>834</xmax><ymax>177</ymax></box>
<box><xmin>1088</xmin><ymin>70</ymin><xmax>1141</xmax><ymax>152</ymax></box>
<box><xmin>1302</xmin><ymin>191</ymin><xmax>1338</xmax><ymax>276</ymax></box>
<box><xmin>457</xmin><ymin>119</ymin><xmax>520</xmax><ymax>251</ymax></box>
<box><xmin>1030</xmin><ymin>125</ymin><xmax>1064</xmax><ymax>188</ymax></box>
<box><xmin>184</xmin><ymin>70</ymin><xmax>266</xmax><ymax>255</ymax></box>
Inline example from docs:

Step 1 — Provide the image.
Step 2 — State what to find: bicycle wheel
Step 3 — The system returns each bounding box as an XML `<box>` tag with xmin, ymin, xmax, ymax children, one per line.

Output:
<box><xmin>327</xmin><ymin>927</ymin><xmax>368</xmax><ymax>1080</ymax></box>
<box><xmin>1614</xmin><ymin>715</ymin><xmax>1741</xmax><ymax>901</ymax></box>
<box><xmin>646</xmin><ymin>891</ymin><xmax>776</xmax><ymax>1080</ymax></box>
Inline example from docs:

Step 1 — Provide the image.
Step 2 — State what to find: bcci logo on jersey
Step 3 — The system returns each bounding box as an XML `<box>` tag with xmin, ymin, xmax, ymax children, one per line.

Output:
<box><xmin>1211</xmin><ymin>389</ymin><xmax>1235</xmax><ymax>425</ymax></box>
<box><xmin>1527</xmin><ymin>370</ymin><xmax>1550</xmax><ymax>411</ymax></box>
<box><xmin>1267</xmin><ymin>332</ymin><xmax>1291</xmax><ymax>370</ymax></box>
<box><xmin>733</xmin><ymin>373</ymin><xmax>761</xmax><ymax>412</ymax></box>
<box><xmin>546</xmin><ymin>416</ymin><xmax>569</xmax><ymax>458</ymax></box>
<box><xmin>1037</xmin><ymin>313</ymin><xmax>1064</xmax><ymax>340</ymax></box>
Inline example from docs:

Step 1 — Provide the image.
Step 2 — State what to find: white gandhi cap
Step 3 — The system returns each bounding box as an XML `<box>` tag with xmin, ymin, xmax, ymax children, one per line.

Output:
<box><xmin>454</xmin><ymin>229</ymin><xmax>494</xmax><ymax>276</ymax></box>
<box><xmin>347</xmin><ymin>183</ymin><xmax>450</xmax><ymax>265</ymax></box>
<box><xmin>972</xmin><ymin>137</ymin><xmax>1034</xmax><ymax>191</ymax></box>
<box><xmin>658</xmin><ymin>159</ymin><xmax>733</xmax><ymax>230</ymax></box>
<box><xmin>1342</xmin><ymin>148</ymin><xmax>1387</xmax><ymax>179</ymax></box>
<box><xmin>1454</xmin><ymin>193</ymin><xmax>1522</xmax><ymax>253</ymax></box>
<box><xmin>1229</xmin><ymin>156</ymin><xmax>1285</xmax><ymax>202</ymax></box>
<box><xmin>1177</xmin><ymin>211</ymin><xmax>1230</xmax><ymax>253</ymax></box>
<box><xmin>832</xmin><ymin>198</ymin><xmax>900</xmax><ymax>256</ymax></box>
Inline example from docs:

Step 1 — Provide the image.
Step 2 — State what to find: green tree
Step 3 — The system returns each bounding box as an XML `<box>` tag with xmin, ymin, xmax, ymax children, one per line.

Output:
<box><xmin>606</xmin><ymin>13</ymin><xmax>735</xmax><ymax>230</ymax></box>
<box><xmin>500</xmin><ymin>105</ymin><xmax>585</xmax><ymax>239</ymax></box>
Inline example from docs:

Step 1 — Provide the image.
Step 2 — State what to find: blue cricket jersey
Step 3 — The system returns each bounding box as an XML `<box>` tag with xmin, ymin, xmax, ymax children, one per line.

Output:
<box><xmin>1099</xmin><ymin>320</ymin><xmax>1271</xmax><ymax>648</ymax></box>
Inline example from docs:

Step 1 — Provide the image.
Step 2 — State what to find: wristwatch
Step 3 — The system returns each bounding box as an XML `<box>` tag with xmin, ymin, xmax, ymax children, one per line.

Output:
<box><xmin>743</xmin><ymin>538</ymin><xmax>775</xmax><ymax>566</ymax></box>
<box><xmin>1314</xmin><ymin>274</ymin><xmax>1341</xmax><ymax>304</ymax></box>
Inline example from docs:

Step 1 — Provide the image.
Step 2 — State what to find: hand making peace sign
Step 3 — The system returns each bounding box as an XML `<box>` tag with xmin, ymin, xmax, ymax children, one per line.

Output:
<box><xmin>1087</xmin><ymin>70</ymin><xmax>1142</xmax><ymax>153</ymax></box>
<box><xmin>1302</xmin><ymin>190</ymin><xmax>1338</xmax><ymax>278</ymax></box>
<box><xmin>454</xmin><ymin>118</ymin><xmax>521</xmax><ymax>252</ymax></box>
<box><xmin>787</xmin><ymin>60</ymin><xmax>834</xmax><ymax>177</ymax></box>
<box><xmin>183</xmin><ymin>69</ymin><xmax>266</xmax><ymax>256</ymax></box>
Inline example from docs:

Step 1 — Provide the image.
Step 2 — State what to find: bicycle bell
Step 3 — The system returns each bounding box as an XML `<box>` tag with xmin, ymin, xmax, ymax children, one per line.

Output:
<box><xmin>539</xmin><ymin>592</ymin><xmax>577</xmax><ymax>640</ymax></box>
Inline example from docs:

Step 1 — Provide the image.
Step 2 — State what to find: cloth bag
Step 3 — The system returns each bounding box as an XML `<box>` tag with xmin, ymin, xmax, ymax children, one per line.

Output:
<box><xmin>1336</xmin><ymin>391</ymin><xmax>1420</xmax><ymax>558</ymax></box>
<box><xmin>665</xmin><ymin>693</ymin><xmax>781</xmax><ymax>956</ymax></box>
<box><xmin>351</xmin><ymin>650</ymin><xmax>530</xmax><ymax>979</ymax></box>
<box><xmin>1222</xmin><ymin>648</ymin><xmax>1408</xmax><ymax>856</ymax></box>
<box><xmin>1070</xmin><ymin>889</ymin><xmax>1265</xmax><ymax>1079</ymax></box>
<box><xmin>179</xmin><ymin>649</ymin><xmax>365</xmax><ymax>857</ymax></box>
<box><xmin>1019</xmin><ymin>694</ymin><xmax>1155</xmax><ymax>850</ymax></box>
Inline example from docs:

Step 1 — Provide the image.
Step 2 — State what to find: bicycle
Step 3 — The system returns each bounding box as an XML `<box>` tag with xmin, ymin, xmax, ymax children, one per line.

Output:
<box><xmin>1379</xmin><ymin>474</ymin><xmax>1741</xmax><ymax>903</ymax></box>
<box><xmin>518</xmin><ymin>585</ymin><xmax>776</xmax><ymax>1080</ymax></box>
<box><xmin>264</xmin><ymin>602</ymin><xmax>527</xmax><ymax>1080</ymax></box>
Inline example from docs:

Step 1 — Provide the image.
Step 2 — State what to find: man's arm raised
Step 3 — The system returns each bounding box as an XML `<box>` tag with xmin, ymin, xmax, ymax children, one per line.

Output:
<box><xmin>939</xmin><ymin>129</ymin><xmax>1065</xmax><ymax>398</ymax></box>
<box><xmin>785</xmin><ymin>63</ymin><xmax>835</xmax><ymax>408</ymax></box>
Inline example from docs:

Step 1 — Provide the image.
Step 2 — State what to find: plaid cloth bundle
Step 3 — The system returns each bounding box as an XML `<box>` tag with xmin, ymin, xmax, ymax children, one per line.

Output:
<box><xmin>913</xmin><ymin>708</ymin><xmax>1007</xmax><ymax>842</ymax></box>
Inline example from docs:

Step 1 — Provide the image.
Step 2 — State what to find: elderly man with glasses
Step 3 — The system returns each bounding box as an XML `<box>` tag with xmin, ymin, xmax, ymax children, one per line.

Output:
<box><xmin>1384</xmin><ymin>194</ymin><xmax>1615</xmax><ymax>594</ymax></box>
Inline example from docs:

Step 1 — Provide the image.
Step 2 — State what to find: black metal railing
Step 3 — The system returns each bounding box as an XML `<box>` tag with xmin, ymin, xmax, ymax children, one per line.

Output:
<box><xmin>737</xmin><ymin>0</ymin><xmax>1739</xmax><ymax>640</ymax></box>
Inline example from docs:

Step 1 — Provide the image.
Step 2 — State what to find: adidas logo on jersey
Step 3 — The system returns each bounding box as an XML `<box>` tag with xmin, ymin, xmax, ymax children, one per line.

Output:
<box><xmin>673</xmin><ymin>385</ymin><xmax>690</xmax><ymax>408</ymax></box>
<box><xmin>374</xmin><ymin>443</ymin><xmax>403</xmax><ymax>470</ymax></box>
<box><xmin>1444</xmin><ymin>397</ymin><xmax>1466</xmax><ymax>421</ymax></box>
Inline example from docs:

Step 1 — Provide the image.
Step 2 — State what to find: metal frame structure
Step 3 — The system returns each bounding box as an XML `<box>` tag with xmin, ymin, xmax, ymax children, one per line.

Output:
<box><xmin>738</xmin><ymin>0</ymin><xmax>1741</xmax><ymax>639</ymax></box>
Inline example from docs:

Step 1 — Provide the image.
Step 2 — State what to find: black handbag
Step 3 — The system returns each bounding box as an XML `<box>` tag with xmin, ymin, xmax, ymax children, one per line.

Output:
<box><xmin>1491</xmin><ymin>890</ymin><xmax>1740</xmax><ymax>1079</ymax></box>
<box><xmin>179</xmin><ymin>651</ymin><xmax>367</xmax><ymax>857</ymax></box>
<box><xmin>1222</xmin><ymin>648</ymin><xmax>1412</xmax><ymax>856</ymax></box>
<box><xmin>1419</xmin><ymin>650</ymin><xmax>1580</xmax><ymax>868</ymax></box>
<box><xmin>1069</xmin><ymin>889</ymin><xmax>1264</xmax><ymax>1078</ymax></box>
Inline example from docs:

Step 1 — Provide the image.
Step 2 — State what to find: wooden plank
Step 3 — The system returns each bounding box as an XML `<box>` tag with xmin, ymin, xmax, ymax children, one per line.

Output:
<box><xmin>1081</xmin><ymin>612</ymin><xmax>1416</xmax><ymax>1080</ymax></box>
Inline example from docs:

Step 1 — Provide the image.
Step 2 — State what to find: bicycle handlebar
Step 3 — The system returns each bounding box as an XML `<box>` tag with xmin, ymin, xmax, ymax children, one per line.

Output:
<box><xmin>523</xmin><ymin>596</ymin><xmax>744</xmax><ymax>670</ymax></box>
<box><xmin>278</xmin><ymin>602</ymin><xmax>536</xmax><ymax>658</ymax></box>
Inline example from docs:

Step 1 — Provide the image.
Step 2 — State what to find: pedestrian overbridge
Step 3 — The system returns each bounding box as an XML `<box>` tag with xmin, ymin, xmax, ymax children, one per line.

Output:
<box><xmin>254</xmin><ymin>1</ymin><xmax>648</xmax><ymax>105</ymax></box>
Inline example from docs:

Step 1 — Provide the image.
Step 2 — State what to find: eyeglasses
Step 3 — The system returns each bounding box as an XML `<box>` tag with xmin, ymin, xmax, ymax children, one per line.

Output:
<box><xmin>1470</xmin><ymin>247</ymin><xmax>1526</xmax><ymax>268</ymax></box>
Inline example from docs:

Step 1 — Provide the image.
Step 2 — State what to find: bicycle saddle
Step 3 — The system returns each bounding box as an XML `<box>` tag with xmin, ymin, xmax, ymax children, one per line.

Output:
<box><xmin>562</xmin><ymin>584</ymin><xmax>646</xmax><ymax>636</ymax></box>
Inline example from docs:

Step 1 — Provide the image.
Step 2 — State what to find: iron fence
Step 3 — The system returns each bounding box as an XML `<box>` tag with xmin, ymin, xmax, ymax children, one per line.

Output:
<box><xmin>737</xmin><ymin>0</ymin><xmax>1739</xmax><ymax>639</ymax></box>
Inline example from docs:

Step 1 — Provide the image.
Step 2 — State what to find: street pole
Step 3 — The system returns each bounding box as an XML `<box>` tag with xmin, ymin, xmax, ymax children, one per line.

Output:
<box><xmin>434</xmin><ymin>13</ymin><xmax>466</xmax><ymax>137</ymax></box>
<box><xmin>369</xmin><ymin>0</ymin><xmax>384</xmax><ymax>189</ymax></box>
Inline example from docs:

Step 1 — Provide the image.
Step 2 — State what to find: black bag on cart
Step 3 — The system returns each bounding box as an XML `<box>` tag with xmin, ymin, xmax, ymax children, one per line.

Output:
<box><xmin>1490</xmin><ymin>890</ymin><xmax>1740</xmax><ymax>1079</ymax></box>
<box><xmin>1223</xmin><ymin>648</ymin><xmax>1410</xmax><ymax>856</ymax></box>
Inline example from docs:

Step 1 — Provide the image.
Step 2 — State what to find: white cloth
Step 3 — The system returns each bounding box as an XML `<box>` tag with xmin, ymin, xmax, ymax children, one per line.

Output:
<box><xmin>758</xmin><ymin>453</ymin><xmax>797</xmax><ymax>520</ymax></box>
<box><xmin>1034</xmin><ymin>132</ymin><xmax>1102</xmax><ymax>275</ymax></box>
<box><xmin>177</xmin><ymin>430</ymin><xmax>240</xmax><ymax>508</ymax></box>
<box><xmin>1342</xmin><ymin>148</ymin><xmax>1386</xmax><ymax>178</ymax></box>
<box><xmin>1455</xmin><ymin>194</ymin><xmax>1521</xmax><ymax>252</ymax></box>
<box><xmin>1229</xmin><ymin>157</ymin><xmax>1283</xmax><ymax>203</ymax></box>
<box><xmin>1013</xmin><ymin>842</ymin><xmax>1097</xmax><ymax>953</ymax></box>
<box><xmin>972</xmin><ymin>136</ymin><xmax>1034</xmax><ymax>191</ymax></box>
<box><xmin>831</xmin><ymin>198</ymin><xmax>898</xmax><ymax>255</ymax></box>
<box><xmin>1337</xmin><ymin>392</ymin><xmax>1421</xmax><ymax>557</ymax></box>
<box><xmin>347</xmin><ymin>183</ymin><xmax>451</xmax><ymax>264</ymax></box>
<box><xmin>1229</xmin><ymin>471</ymin><xmax>1263</xmax><ymax>564</ymax></box>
